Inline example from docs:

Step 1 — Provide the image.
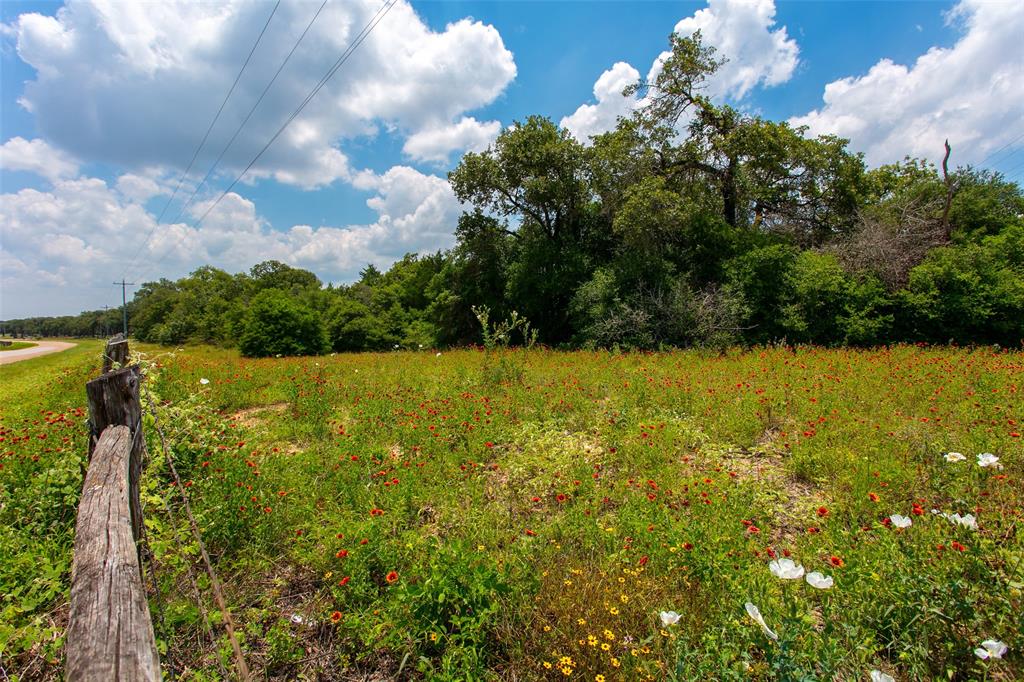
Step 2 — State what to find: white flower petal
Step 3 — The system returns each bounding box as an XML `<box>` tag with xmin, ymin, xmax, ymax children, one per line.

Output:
<box><xmin>744</xmin><ymin>602</ymin><xmax>778</xmax><ymax>641</ymax></box>
<box><xmin>870</xmin><ymin>671</ymin><xmax>895</xmax><ymax>682</ymax></box>
<box><xmin>199</xmin><ymin>377</ymin><xmax>210</xmax><ymax>385</ymax></box>
<box><xmin>944</xmin><ymin>451</ymin><xmax>966</xmax><ymax>462</ymax></box>
<box><xmin>805</xmin><ymin>571</ymin><xmax>833</xmax><ymax>589</ymax></box>
<box><xmin>977</xmin><ymin>453</ymin><xmax>1001</xmax><ymax>468</ymax></box>
<box><xmin>979</xmin><ymin>639</ymin><xmax>1007</xmax><ymax>659</ymax></box>
<box><xmin>950</xmin><ymin>513</ymin><xmax>978</xmax><ymax>530</ymax></box>
<box><xmin>889</xmin><ymin>514</ymin><xmax>912</xmax><ymax>528</ymax></box>
<box><xmin>659</xmin><ymin>610</ymin><xmax>681</xmax><ymax>627</ymax></box>
<box><xmin>769</xmin><ymin>558</ymin><xmax>805</xmax><ymax>580</ymax></box>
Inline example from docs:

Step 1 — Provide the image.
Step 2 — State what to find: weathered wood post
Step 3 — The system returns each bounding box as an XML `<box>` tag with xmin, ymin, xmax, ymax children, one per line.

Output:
<box><xmin>101</xmin><ymin>332</ymin><xmax>129</xmax><ymax>374</ymax></box>
<box><xmin>66</xmin><ymin>336</ymin><xmax>160</xmax><ymax>681</ymax></box>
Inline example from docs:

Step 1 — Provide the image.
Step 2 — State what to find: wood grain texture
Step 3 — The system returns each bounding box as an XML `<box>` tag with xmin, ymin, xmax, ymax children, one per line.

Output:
<box><xmin>101</xmin><ymin>333</ymin><xmax>129</xmax><ymax>374</ymax></box>
<box><xmin>86</xmin><ymin>365</ymin><xmax>144</xmax><ymax>542</ymax></box>
<box><xmin>66</xmin><ymin>425</ymin><xmax>160</xmax><ymax>681</ymax></box>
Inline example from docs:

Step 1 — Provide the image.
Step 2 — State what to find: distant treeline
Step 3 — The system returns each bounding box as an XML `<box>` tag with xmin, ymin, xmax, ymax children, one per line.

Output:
<box><xmin>6</xmin><ymin>33</ymin><xmax>1023</xmax><ymax>355</ymax></box>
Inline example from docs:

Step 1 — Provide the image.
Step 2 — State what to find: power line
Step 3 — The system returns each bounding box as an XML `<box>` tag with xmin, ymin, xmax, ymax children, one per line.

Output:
<box><xmin>998</xmin><ymin>153</ymin><xmax>1024</xmax><ymax>179</ymax></box>
<box><xmin>134</xmin><ymin>0</ymin><xmax>398</xmax><ymax>286</ymax></box>
<box><xmin>113</xmin><ymin>280</ymin><xmax>136</xmax><ymax>336</ymax></box>
<box><xmin>975</xmin><ymin>130</ymin><xmax>1024</xmax><ymax>169</ymax></box>
<box><xmin>162</xmin><ymin>0</ymin><xmax>330</xmax><ymax>236</ymax></box>
<box><xmin>193</xmin><ymin>0</ymin><xmax>398</xmax><ymax>229</ymax></box>
<box><xmin>122</xmin><ymin>0</ymin><xmax>282</xmax><ymax>279</ymax></box>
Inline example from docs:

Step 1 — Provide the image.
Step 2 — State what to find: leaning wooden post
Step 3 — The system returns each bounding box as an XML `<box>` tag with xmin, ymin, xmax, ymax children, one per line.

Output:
<box><xmin>67</xmin><ymin>336</ymin><xmax>160</xmax><ymax>681</ymax></box>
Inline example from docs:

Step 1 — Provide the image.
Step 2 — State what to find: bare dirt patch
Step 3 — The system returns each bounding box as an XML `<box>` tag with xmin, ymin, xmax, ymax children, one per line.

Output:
<box><xmin>229</xmin><ymin>402</ymin><xmax>289</xmax><ymax>429</ymax></box>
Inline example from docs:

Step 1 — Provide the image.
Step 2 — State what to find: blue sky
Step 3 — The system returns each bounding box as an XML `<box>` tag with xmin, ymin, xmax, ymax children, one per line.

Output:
<box><xmin>1</xmin><ymin>0</ymin><xmax>1022</xmax><ymax>318</ymax></box>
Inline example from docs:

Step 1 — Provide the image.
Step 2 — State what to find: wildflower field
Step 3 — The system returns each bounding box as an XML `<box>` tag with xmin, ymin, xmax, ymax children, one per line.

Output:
<box><xmin>1</xmin><ymin>343</ymin><xmax>1021</xmax><ymax>680</ymax></box>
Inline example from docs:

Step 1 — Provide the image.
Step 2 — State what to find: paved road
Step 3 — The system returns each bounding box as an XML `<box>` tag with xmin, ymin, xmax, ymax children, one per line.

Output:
<box><xmin>0</xmin><ymin>340</ymin><xmax>77</xmax><ymax>365</ymax></box>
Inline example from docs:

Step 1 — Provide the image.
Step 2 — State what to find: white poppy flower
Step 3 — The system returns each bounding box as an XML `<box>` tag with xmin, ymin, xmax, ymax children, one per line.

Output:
<box><xmin>805</xmin><ymin>572</ymin><xmax>833</xmax><ymax>589</ymax></box>
<box><xmin>870</xmin><ymin>671</ymin><xmax>895</xmax><ymax>682</ymax></box>
<box><xmin>769</xmin><ymin>558</ymin><xmax>805</xmax><ymax>580</ymax></box>
<box><xmin>977</xmin><ymin>453</ymin><xmax>1001</xmax><ymax>468</ymax></box>
<box><xmin>199</xmin><ymin>378</ymin><xmax>210</xmax><ymax>385</ymax></box>
<box><xmin>889</xmin><ymin>514</ymin><xmax>912</xmax><ymax>528</ymax></box>
<box><xmin>436</xmin><ymin>352</ymin><xmax>442</xmax><ymax>357</ymax></box>
<box><xmin>974</xmin><ymin>639</ymin><xmax>1007</xmax><ymax>660</ymax></box>
<box><xmin>659</xmin><ymin>610</ymin><xmax>681</xmax><ymax>627</ymax></box>
<box><xmin>950</xmin><ymin>513</ymin><xmax>978</xmax><ymax>530</ymax></box>
<box><xmin>744</xmin><ymin>602</ymin><xmax>778</xmax><ymax>641</ymax></box>
<box><xmin>944</xmin><ymin>452</ymin><xmax>966</xmax><ymax>462</ymax></box>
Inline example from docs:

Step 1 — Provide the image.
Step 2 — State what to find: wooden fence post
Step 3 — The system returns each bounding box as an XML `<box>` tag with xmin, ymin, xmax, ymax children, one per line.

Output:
<box><xmin>102</xmin><ymin>332</ymin><xmax>129</xmax><ymax>374</ymax></box>
<box><xmin>66</xmin><ymin>426</ymin><xmax>161</xmax><ymax>681</ymax></box>
<box><xmin>67</xmin><ymin>336</ymin><xmax>160</xmax><ymax>681</ymax></box>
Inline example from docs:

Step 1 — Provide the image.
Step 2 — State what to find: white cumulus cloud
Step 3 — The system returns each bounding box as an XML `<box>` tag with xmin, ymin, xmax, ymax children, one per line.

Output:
<box><xmin>5</xmin><ymin>0</ymin><xmax>516</xmax><ymax>188</ymax></box>
<box><xmin>790</xmin><ymin>0</ymin><xmax>1024</xmax><ymax>166</ymax></box>
<box><xmin>0</xmin><ymin>136</ymin><xmax>79</xmax><ymax>181</ymax></box>
<box><xmin>672</xmin><ymin>0</ymin><xmax>798</xmax><ymax>100</ymax></box>
<box><xmin>403</xmin><ymin>117</ymin><xmax>502</xmax><ymax>164</ymax></box>
<box><xmin>561</xmin><ymin>0</ymin><xmax>798</xmax><ymax>142</ymax></box>
<box><xmin>560</xmin><ymin>62</ymin><xmax>640</xmax><ymax>142</ymax></box>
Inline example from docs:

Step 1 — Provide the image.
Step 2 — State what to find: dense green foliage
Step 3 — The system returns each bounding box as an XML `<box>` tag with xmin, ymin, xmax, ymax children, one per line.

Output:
<box><xmin>5</xmin><ymin>32</ymin><xmax>1022</xmax><ymax>352</ymax></box>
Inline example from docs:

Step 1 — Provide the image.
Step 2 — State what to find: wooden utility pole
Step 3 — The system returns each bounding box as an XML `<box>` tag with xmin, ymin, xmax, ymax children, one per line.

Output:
<box><xmin>113</xmin><ymin>280</ymin><xmax>136</xmax><ymax>337</ymax></box>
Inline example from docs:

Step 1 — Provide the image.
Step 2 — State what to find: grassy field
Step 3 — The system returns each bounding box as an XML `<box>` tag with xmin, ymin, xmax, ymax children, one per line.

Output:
<box><xmin>0</xmin><ymin>341</ymin><xmax>38</xmax><ymax>351</ymax></box>
<box><xmin>1</xmin><ymin>342</ymin><xmax>1020</xmax><ymax>680</ymax></box>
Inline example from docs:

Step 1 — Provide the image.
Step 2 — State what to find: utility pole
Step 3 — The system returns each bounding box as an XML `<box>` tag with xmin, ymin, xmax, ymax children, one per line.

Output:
<box><xmin>113</xmin><ymin>280</ymin><xmax>135</xmax><ymax>337</ymax></box>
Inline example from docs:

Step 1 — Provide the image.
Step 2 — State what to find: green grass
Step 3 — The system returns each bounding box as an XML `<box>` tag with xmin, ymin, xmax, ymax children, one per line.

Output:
<box><xmin>1</xmin><ymin>342</ymin><xmax>1021</xmax><ymax>680</ymax></box>
<box><xmin>0</xmin><ymin>341</ymin><xmax>38</xmax><ymax>351</ymax></box>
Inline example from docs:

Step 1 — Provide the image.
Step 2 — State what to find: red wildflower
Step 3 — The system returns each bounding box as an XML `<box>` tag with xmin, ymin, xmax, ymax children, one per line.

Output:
<box><xmin>556</xmin><ymin>493</ymin><xmax>567</xmax><ymax>503</ymax></box>
<box><xmin>829</xmin><ymin>555</ymin><xmax>844</xmax><ymax>568</ymax></box>
<box><xmin>525</xmin><ymin>529</ymin><xmax>536</xmax><ymax>536</ymax></box>
<box><xmin>951</xmin><ymin>541</ymin><xmax>966</xmax><ymax>552</ymax></box>
<box><xmin>385</xmin><ymin>571</ymin><xmax>399</xmax><ymax>584</ymax></box>
<box><xmin>817</xmin><ymin>506</ymin><xmax>829</xmax><ymax>517</ymax></box>
<box><xmin>336</xmin><ymin>549</ymin><xmax>348</xmax><ymax>558</ymax></box>
<box><xmin>868</xmin><ymin>492</ymin><xmax>880</xmax><ymax>502</ymax></box>
<box><xmin>330</xmin><ymin>611</ymin><xmax>342</xmax><ymax>623</ymax></box>
<box><xmin>339</xmin><ymin>576</ymin><xmax>350</xmax><ymax>586</ymax></box>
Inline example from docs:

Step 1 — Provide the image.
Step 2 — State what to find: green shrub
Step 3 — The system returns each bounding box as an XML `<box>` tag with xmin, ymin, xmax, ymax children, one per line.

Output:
<box><xmin>238</xmin><ymin>289</ymin><xmax>328</xmax><ymax>357</ymax></box>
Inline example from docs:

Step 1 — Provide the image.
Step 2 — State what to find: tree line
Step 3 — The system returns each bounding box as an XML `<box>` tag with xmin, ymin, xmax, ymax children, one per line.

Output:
<box><xmin>5</xmin><ymin>32</ymin><xmax>1022</xmax><ymax>355</ymax></box>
